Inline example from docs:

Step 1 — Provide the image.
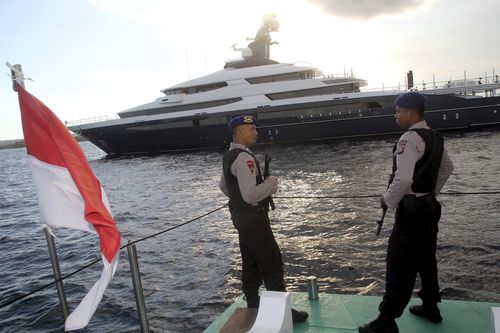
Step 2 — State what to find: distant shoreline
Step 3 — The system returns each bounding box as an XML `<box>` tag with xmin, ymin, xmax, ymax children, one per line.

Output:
<box><xmin>0</xmin><ymin>135</ymin><xmax>87</xmax><ymax>151</ymax></box>
<box><xmin>0</xmin><ymin>139</ymin><xmax>25</xmax><ymax>150</ymax></box>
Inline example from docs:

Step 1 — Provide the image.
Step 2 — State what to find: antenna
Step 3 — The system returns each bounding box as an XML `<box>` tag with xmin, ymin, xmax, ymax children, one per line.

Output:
<box><xmin>185</xmin><ymin>49</ymin><xmax>190</xmax><ymax>80</ymax></box>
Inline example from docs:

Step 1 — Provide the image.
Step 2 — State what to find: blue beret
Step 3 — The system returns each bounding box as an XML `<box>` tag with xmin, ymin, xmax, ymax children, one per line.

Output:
<box><xmin>395</xmin><ymin>92</ymin><xmax>426</xmax><ymax>108</ymax></box>
<box><xmin>228</xmin><ymin>115</ymin><xmax>257</xmax><ymax>130</ymax></box>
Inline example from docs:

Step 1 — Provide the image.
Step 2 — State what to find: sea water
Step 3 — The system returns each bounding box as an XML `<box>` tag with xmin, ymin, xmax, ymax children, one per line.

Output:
<box><xmin>1</xmin><ymin>131</ymin><xmax>499</xmax><ymax>332</ymax></box>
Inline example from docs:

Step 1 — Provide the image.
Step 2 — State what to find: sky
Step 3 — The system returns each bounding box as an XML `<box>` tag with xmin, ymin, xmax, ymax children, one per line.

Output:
<box><xmin>1</xmin><ymin>0</ymin><xmax>499</xmax><ymax>140</ymax></box>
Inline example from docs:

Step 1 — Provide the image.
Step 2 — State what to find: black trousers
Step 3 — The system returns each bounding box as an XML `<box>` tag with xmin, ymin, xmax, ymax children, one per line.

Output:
<box><xmin>379</xmin><ymin>195</ymin><xmax>442</xmax><ymax>318</ymax></box>
<box><xmin>230</xmin><ymin>206</ymin><xmax>286</xmax><ymax>301</ymax></box>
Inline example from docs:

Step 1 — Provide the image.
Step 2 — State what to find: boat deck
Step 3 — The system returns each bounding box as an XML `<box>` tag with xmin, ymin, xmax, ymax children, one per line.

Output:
<box><xmin>204</xmin><ymin>292</ymin><xmax>499</xmax><ymax>333</ymax></box>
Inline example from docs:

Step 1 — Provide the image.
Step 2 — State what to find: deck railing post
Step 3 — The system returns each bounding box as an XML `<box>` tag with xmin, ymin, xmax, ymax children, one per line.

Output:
<box><xmin>43</xmin><ymin>226</ymin><xmax>70</xmax><ymax>321</ymax></box>
<box><xmin>306</xmin><ymin>276</ymin><xmax>319</xmax><ymax>301</ymax></box>
<box><xmin>127</xmin><ymin>242</ymin><xmax>150</xmax><ymax>333</ymax></box>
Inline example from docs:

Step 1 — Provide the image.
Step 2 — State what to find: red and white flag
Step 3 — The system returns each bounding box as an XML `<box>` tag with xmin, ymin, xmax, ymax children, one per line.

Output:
<box><xmin>16</xmin><ymin>84</ymin><xmax>121</xmax><ymax>331</ymax></box>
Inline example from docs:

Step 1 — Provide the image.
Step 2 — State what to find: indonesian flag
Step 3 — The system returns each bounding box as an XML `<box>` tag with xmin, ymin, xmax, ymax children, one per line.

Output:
<box><xmin>16</xmin><ymin>84</ymin><xmax>121</xmax><ymax>331</ymax></box>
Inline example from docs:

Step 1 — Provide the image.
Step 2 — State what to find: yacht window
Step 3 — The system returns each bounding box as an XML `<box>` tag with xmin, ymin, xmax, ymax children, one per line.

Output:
<box><xmin>257</xmin><ymin>102</ymin><xmax>374</xmax><ymax>121</ymax></box>
<box><xmin>162</xmin><ymin>82</ymin><xmax>228</xmax><ymax>95</ymax></box>
<box><xmin>119</xmin><ymin>98</ymin><xmax>242</xmax><ymax>118</ymax></box>
<box><xmin>126</xmin><ymin>120</ymin><xmax>192</xmax><ymax>131</ymax></box>
<box><xmin>246</xmin><ymin>71</ymin><xmax>314</xmax><ymax>84</ymax></box>
<box><xmin>266</xmin><ymin>84</ymin><xmax>356</xmax><ymax>100</ymax></box>
<box><xmin>164</xmin><ymin>88</ymin><xmax>186</xmax><ymax>96</ymax></box>
<box><xmin>367</xmin><ymin>101</ymin><xmax>382</xmax><ymax>109</ymax></box>
<box><xmin>199</xmin><ymin>117</ymin><xmax>227</xmax><ymax>126</ymax></box>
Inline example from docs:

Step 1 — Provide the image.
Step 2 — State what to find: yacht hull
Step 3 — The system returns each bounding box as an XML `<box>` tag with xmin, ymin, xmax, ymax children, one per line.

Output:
<box><xmin>71</xmin><ymin>94</ymin><xmax>500</xmax><ymax>155</ymax></box>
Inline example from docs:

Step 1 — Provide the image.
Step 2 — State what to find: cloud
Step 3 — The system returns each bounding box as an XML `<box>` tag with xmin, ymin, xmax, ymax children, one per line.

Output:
<box><xmin>306</xmin><ymin>0</ymin><xmax>439</xmax><ymax>19</ymax></box>
<box><xmin>87</xmin><ymin>0</ymin><xmax>272</xmax><ymax>45</ymax></box>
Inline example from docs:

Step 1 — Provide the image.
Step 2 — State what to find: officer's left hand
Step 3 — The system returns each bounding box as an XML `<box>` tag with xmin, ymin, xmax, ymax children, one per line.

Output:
<box><xmin>266</xmin><ymin>176</ymin><xmax>278</xmax><ymax>194</ymax></box>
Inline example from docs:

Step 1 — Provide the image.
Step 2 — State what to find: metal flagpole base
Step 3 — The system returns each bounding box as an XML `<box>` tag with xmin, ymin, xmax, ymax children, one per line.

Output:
<box><xmin>43</xmin><ymin>225</ymin><xmax>70</xmax><ymax>321</ymax></box>
<box><xmin>127</xmin><ymin>241</ymin><xmax>150</xmax><ymax>333</ymax></box>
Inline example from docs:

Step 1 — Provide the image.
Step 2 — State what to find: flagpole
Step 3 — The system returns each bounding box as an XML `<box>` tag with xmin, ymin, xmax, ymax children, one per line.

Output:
<box><xmin>44</xmin><ymin>226</ymin><xmax>70</xmax><ymax>321</ymax></box>
<box><xmin>127</xmin><ymin>242</ymin><xmax>150</xmax><ymax>333</ymax></box>
<box><xmin>11</xmin><ymin>62</ymin><xmax>122</xmax><ymax>330</ymax></box>
<box><xmin>9</xmin><ymin>64</ymin><xmax>70</xmax><ymax>321</ymax></box>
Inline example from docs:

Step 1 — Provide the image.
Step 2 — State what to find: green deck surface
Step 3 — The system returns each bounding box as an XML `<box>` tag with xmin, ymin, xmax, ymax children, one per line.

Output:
<box><xmin>204</xmin><ymin>292</ymin><xmax>499</xmax><ymax>333</ymax></box>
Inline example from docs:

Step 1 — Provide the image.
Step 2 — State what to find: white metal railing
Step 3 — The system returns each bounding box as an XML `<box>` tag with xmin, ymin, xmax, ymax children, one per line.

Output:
<box><xmin>321</xmin><ymin>72</ymin><xmax>356</xmax><ymax>79</ymax></box>
<box><xmin>65</xmin><ymin>114</ymin><xmax>120</xmax><ymax>127</ymax></box>
<box><xmin>361</xmin><ymin>73</ymin><xmax>500</xmax><ymax>94</ymax></box>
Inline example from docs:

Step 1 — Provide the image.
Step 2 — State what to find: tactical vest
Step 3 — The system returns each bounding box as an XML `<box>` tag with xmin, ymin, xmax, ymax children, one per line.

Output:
<box><xmin>223</xmin><ymin>148</ymin><xmax>266</xmax><ymax>209</ymax></box>
<box><xmin>389</xmin><ymin>128</ymin><xmax>444</xmax><ymax>195</ymax></box>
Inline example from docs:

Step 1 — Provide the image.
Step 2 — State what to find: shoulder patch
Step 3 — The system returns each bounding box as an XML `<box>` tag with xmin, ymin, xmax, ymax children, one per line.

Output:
<box><xmin>246</xmin><ymin>160</ymin><xmax>255</xmax><ymax>173</ymax></box>
<box><xmin>397</xmin><ymin>139</ymin><xmax>407</xmax><ymax>154</ymax></box>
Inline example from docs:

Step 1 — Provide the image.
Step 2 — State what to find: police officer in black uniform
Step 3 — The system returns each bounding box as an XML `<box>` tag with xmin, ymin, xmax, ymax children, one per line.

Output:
<box><xmin>359</xmin><ymin>92</ymin><xmax>454</xmax><ymax>333</ymax></box>
<box><xmin>219</xmin><ymin>115</ymin><xmax>308</xmax><ymax>324</ymax></box>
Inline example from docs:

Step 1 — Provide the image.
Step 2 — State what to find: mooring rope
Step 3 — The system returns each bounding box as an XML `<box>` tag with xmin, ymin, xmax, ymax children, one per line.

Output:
<box><xmin>126</xmin><ymin>204</ymin><xmax>228</xmax><ymax>246</ymax></box>
<box><xmin>0</xmin><ymin>257</ymin><xmax>102</xmax><ymax>309</ymax></box>
<box><xmin>2</xmin><ymin>189</ymin><xmax>499</xmax><ymax>310</ymax></box>
<box><xmin>273</xmin><ymin>191</ymin><xmax>500</xmax><ymax>199</ymax></box>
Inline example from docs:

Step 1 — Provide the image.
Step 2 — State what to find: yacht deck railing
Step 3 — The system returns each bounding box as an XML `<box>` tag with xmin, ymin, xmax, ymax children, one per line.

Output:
<box><xmin>65</xmin><ymin>114</ymin><xmax>120</xmax><ymax>127</ymax></box>
<box><xmin>362</xmin><ymin>73</ymin><xmax>500</xmax><ymax>94</ymax></box>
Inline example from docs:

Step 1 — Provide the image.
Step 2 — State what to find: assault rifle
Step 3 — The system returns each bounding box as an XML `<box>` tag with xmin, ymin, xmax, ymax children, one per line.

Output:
<box><xmin>264</xmin><ymin>153</ymin><xmax>276</xmax><ymax>210</ymax></box>
<box><xmin>377</xmin><ymin>172</ymin><xmax>393</xmax><ymax>235</ymax></box>
<box><xmin>376</xmin><ymin>206</ymin><xmax>388</xmax><ymax>236</ymax></box>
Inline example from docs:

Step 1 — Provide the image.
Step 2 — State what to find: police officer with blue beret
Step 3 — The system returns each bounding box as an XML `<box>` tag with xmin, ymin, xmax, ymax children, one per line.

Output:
<box><xmin>219</xmin><ymin>115</ymin><xmax>308</xmax><ymax>323</ymax></box>
<box><xmin>359</xmin><ymin>92</ymin><xmax>454</xmax><ymax>333</ymax></box>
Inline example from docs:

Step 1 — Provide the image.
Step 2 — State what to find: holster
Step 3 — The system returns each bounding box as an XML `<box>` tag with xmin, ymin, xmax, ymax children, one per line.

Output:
<box><xmin>399</xmin><ymin>194</ymin><xmax>435</xmax><ymax>214</ymax></box>
<box><xmin>400</xmin><ymin>195</ymin><xmax>416</xmax><ymax>211</ymax></box>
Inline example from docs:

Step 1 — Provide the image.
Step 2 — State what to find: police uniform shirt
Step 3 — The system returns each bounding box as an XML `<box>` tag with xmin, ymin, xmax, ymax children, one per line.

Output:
<box><xmin>219</xmin><ymin>143</ymin><xmax>278</xmax><ymax>205</ymax></box>
<box><xmin>383</xmin><ymin>120</ymin><xmax>454</xmax><ymax>211</ymax></box>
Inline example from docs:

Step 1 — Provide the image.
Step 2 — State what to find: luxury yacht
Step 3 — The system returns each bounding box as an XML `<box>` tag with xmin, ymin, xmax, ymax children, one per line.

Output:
<box><xmin>68</xmin><ymin>16</ymin><xmax>500</xmax><ymax>155</ymax></box>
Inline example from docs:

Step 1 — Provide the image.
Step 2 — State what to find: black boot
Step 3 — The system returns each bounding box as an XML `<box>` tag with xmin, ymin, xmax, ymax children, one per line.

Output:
<box><xmin>358</xmin><ymin>315</ymin><xmax>399</xmax><ymax>333</ymax></box>
<box><xmin>246</xmin><ymin>296</ymin><xmax>260</xmax><ymax>309</ymax></box>
<box><xmin>409</xmin><ymin>304</ymin><xmax>442</xmax><ymax>323</ymax></box>
<box><xmin>291</xmin><ymin>308</ymin><xmax>308</xmax><ymax>323</ymax></box>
